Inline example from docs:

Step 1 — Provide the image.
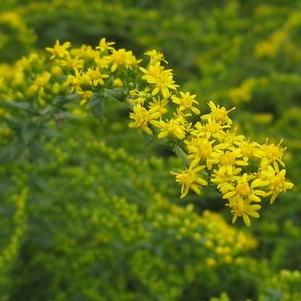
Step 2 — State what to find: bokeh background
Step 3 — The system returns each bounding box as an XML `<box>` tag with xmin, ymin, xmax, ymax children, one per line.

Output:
<box><xmin>0</xmin><ymin>0</ymin><xmax>301</xmax><ymax>300</ymax></box>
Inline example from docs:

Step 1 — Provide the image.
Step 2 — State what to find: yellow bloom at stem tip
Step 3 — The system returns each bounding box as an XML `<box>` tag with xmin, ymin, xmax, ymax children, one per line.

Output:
<box><xmin>260</xmin><ymin>166</ymin><xmax>294</xmax><ymax>203</ymax></box>
<box><xmin>129</xmin><ymin>104</ymin><xmax>154</xmax><ymax>135</ymax></box>
<box><xmin>109</xmin><ymin>49</ymin><xmax>140</xmax><ymax>72</ymax></box>
<box><xmin>60</xmin><ymin>56</ymin><xmax>84</xmax><ymax>70</ymax></box>
<box><xmin>192</xmin><ymin>117</ymin><xmax>230</xmax><ymax>139</ymax></box>
<box><xmin>258</xmin><ymin>139</ymin><xmax>286</xmax><ymax>171</ymax></box>
<box><xmin>96</xmin><ymin>38</ymin><xmax>115</xmax><ymax>52</ymax></box>
<box><xmin>202</xmin><ymin>101</ymin><xmax>235</xmax><ymax>125</ymax></box>
<box><xmin>152</xmin><ymin>117</ymin><xmax>187</xmax><ymax>140</ymax></box>
<box><xmin>172</xmin><ymin>165</ymin><xmax>208</xmax><ymax>198</ymax></box>
<box><xmin>148</xmin><ymin>98</ymin><xmax>168</xmax><ymax>119</ymax></box>
<box><xmin>46</xmin><ymin>40</ymin><xmax>71</xmax><ymax>59</ymax></box>
<box><xmin>140</xmin><ymin>62</ymin><xmax>178</xmax><ymax>97</ymax></box>
<box><xmin>211</xmin><ymin>166</ymin><xmax>242</xmax><ymax>186</ymax></box>
<box><xmin>172</xmin><ymin>92</ymin><xmax>200</xmax><ymax>114</ymax></box>
<box><xmin>145</xmin><ymin>50</ymin><xmax>167</xmax><ymax>64</ymax></box>
<box><xmin>219</xmin><ymin>173</ymin><xmax>267</xmax><ymax>203</ymax></box>
<box><xmin>229</xmin><ymin>197</ymin><xmax>261</xmax><ymax>227</ymax></box>
<box><xmin>185</xmin><ymin>137</ymin><xmax>216</xmax><ymax>169</ymax></box>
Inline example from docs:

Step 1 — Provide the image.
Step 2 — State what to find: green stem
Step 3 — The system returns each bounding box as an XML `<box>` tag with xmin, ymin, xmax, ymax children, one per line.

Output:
<box><xmin>172</xmin><ymin>145</ymin><xmax>189</xmax><ymax>167</ymax></box>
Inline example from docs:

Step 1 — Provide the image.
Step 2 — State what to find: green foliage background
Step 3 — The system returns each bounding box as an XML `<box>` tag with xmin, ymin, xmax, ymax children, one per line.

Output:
<box><xmin>0</xmin><ymin>0</ymin><xmax>301</xmax><ymax>300</ymax></box>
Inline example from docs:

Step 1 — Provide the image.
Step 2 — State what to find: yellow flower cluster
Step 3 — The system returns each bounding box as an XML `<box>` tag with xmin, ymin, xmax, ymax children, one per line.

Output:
<box><xmin>260</xmin><ymin>270</ymin><xmax>301</xmax><ymax>301</ymax></box>
<box><xmin>227</xmin><ymin>78</ymin><xmax>256</xmax><ymax>104</ymax></box>
<box><xmin>127</xmin><ymin>50</ymin><xmax>293</xmax><ymax>226</ymax></box>
<box><xmin>255</xmin><ymin>30</ymin><xmax>286</xmax><ymax>59</ymax></box>
<box><xmin>45</xmin><ymin>38</ymin><xmax>140</xmax><ymax>105</ymax></box>
<box><xmin>149</xmin><ymin>199</ymin><xmax>256</xmax><ymax>268</ymax></box>
<box><xmin>0</xmin><ymin>38</ymin><xmax>293</xmax><ymax>226</ymax></box>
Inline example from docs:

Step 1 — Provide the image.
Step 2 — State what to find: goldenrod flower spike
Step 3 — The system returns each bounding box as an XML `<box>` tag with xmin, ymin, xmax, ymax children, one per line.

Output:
<box><xmin>2</xmin><ymin>38</ymin><xmax>293</xmax><ymax>226</ymax></box>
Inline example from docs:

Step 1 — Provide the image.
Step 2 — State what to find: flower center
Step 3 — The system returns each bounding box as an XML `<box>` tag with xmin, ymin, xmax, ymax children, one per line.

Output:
<box><xmin>219</xmin><ymin>153</ymin><xmax>235</xmax><ymax>165</ymax></box>
<box><xmin>265</xmin><ymin>145</ymin><xmax>282</xmax><ymax>160</ymax></box>
<box><xmin>236</xmin><ymin>182</ymin><xmax>251</xmax><ymax>198</ymax></box>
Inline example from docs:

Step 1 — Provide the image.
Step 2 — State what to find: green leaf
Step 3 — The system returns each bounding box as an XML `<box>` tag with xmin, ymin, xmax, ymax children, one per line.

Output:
<box><xmin>53</xmin><ymin>94</ymin><xmax>80</xmax><ymax>106</ymax></box>
<box><xmin>5</xmin><ymin>101</ymin><xmax>31</xmax><ymax>111</ymax></box>
<box><xmin>89</xmin><ymin>93</ymin><xmax>105</xmax><ymax>119</ymax></box>
<box><xmin>104</xmin><ymin>88</ymin><xmax>126</xmax><ymax>102</ymax></box>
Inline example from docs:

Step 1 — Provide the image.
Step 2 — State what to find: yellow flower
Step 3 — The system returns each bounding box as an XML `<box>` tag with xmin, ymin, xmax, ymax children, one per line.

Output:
<box><xmin>46</xmin><ymin>40</ymin><xmax>71</xmax><ymax>59</ymax></box>
<box><xmin>13</xmin><ymin>71</ymin><xmax>24</xmax><ymax>86</ymax></box>
<box><xmin>129</xmin><ymin>104</ymin><xmax>154</xmax><ymax>134</ymax></box>
<box><xmin>28</xmin><ymin>72</ymin><xmax>51</xmax><ymax>95</ymax></box>
<box><xmin>72</xmin><ymin>45</ymin><xmax>98</xmax><ymax>60</ymax></box>
<box><xmin>185</xmin><ymin>137</ymin><xmax>216</xmax><ymax>169</ymax></box>
<box><xmin>153</xmin><ymin>117</ymin><xmax>187</xmax><ymax>140</ymax></box>
<box><xmin>172</xmin><ymin>92</ymin><xmax>200</xmax><ymax>114</ymax></box>
<box><xmin>96</xmin><ymin>38</ymin><xmax>115</xmax><ymax>52</ymax></box>
<box><xmin>192</xmin><ymin>117</ymin><xmax>230</xmax><ymax>139</ymax></box>
<box><xmin>79</xmin><ymin>90</ymin><xmax>93</xmax><ymax>106</ymax></box>
<box><xmin>202</xmin><ymin>101</ymin><xmax>235</xmax><ymax>125</ymax></box>
<box><xmin>235</xmin><ymin>139</ymin><xmax>260</xmax><ymax>160</ymax></box>
<box><xmin>51</xmin><ymin>65</ymin><xmax>62</xmax><ymax>76</ymax></box>
<box><xmin>228</xmin><ymin>197</ymin><xmax>261</xmax><ymax>226</ymax></box>
<box><xmin>211</xmin><ymin>149</ymin><xmax>248</xmax><ymax>170</ymax></box>
<box><xmin>260</xmin><ymin>166</ymin><xmax>294</xmax><ymax>203</ymax></box>
<box><xmin>211</xmin><ymin>166</ymin><xmax>242</xmax><ymax>186</ymax></box>
<box><xmin>129</xmin><ymin>88</ymin><xmax>150</xmax><ymax>99</ymax></box>
<box><xmin>128</xmin><ymin>89</ymin><xmax>150</xmax><ymax>106</ymax></box>
<box><xmin>148</xmin><ymin>98</ymin><xmax>168</xmax><ymax>119</ymax></box>
<box><xmin>219</xmin><ymin>173</ymin><xmax>267</xmax><ymax>203</ymax></box>
<box><xmin>83</xmin><ymin>68</ymin><xmax>109</xmax><ymax>86</ymax></box>
<box><xmin>34</xmin><ymin>71</ymin><xmax>50</xmax><ymax>88</ymax></box>
<box><xmin>140</xmin><ymin>62</ymin><xmax>178</xmax><ymax>97</ymax></box>
<box><xmin>65</xmin><ymin>70</ymin><xmax>82</xmax><ymax>93</ymax></box>
<box><xmin>94</xmin><ymin>56</ymin><xmax>110</xmax><ymax>69</ymax></box>
<box><xmin>258</xmin><ymin>139</ymin><xmax>286</xmax><ymax>171</ymax></box>
<box><xmin>172</xmin><ymin>165</ymin><xmax>208</xmax><ymax>198</ymax></box>
<box><xmin>128</xmin><ymin>96</ymin><xmax>145</xmax><ymax>106</ymax></box>
<box><xmin>51</xmin><ymin>83</ymin><xmax>61</xmax><ymax>94</ymax></box>
<box><xmin>145</xmin><ymin>49</ymin><xmax>167</xmax><ymax>64</ymax></box>
<box><xmin>215</xmin><ymin>129</ymin><xmax>245</xmax><ymax>149</ymax></box>
<box><xmin>60</xmin><ymin>56</ymin><xmax>84</xmax><ymax>70</ymax></box>
<box><xmin>109</xmin><ymin>49</ymin><xmax>140</xmax><ymax>72</ymax></box>
<box><xmin>113</xmin><ymin>78</ymin><xmax>123</xmax><ymax>87</ymax></box>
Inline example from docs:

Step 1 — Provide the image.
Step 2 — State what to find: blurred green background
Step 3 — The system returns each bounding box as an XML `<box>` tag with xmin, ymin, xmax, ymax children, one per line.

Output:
<box><xmin>0</xmin><ymin>0</ymin><xmax>301</xmax><ymax>300</ymax></box>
